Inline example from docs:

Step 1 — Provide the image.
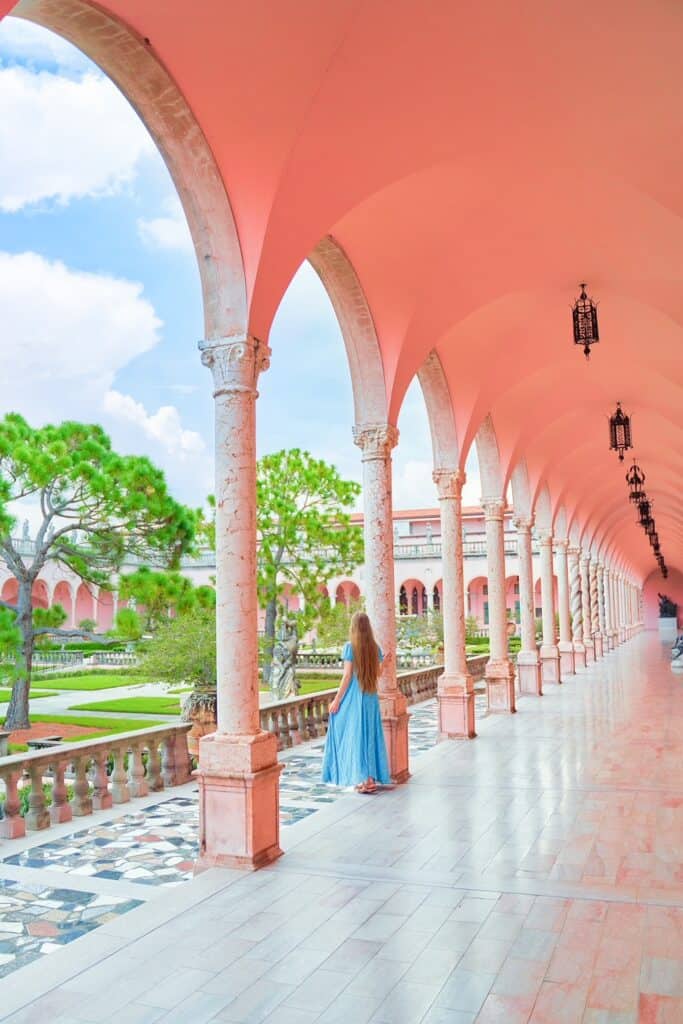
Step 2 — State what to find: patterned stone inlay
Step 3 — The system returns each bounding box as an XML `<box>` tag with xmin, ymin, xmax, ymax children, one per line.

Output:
<box><xmin>0</xmin><ymin>879</ymin><xmax>141</xmax><ymax>978</ymax></box>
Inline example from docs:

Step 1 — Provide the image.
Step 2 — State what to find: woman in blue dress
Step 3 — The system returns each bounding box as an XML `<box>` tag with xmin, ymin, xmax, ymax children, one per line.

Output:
<box><xmin>321</xmin><ymin>611</ymin><xmax>391</xmax><ymax>794</ymax></box>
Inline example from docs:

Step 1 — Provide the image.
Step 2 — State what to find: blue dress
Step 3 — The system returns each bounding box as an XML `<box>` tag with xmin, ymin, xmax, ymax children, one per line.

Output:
<box><xmin>321</xmin><ymin>642</ymin><xmax>391</xmax><ymax>786</ymax></box>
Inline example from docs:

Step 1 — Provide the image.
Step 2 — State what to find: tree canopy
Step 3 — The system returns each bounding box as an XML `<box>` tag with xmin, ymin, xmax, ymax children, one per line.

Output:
<box><xmin>0</xmin><ymin>414</ymin><xmax>196</xmax><ymax>728</ymax></box>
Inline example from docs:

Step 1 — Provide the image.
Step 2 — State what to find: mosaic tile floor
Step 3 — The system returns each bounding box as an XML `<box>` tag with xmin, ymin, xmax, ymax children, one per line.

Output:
<box><xmin>0</xmin><ymin>879</ymin><xmax>141</xmax><ymax>979</ymax></box>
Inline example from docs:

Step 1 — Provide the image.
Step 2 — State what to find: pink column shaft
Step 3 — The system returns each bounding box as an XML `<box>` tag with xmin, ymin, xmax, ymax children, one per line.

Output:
<box><xmin>513</xmin><ymin>516</ymin><xmax>542</xmax><ymax>696</ymax></box>
<box><xmin>556</xmin><ymin>539</ymin><xmax>574</xmax><ymax>677</ymax></box>
<box><xmin>483</xmin><ymin>499</ymin><xmax>515</xmax><ymax>712</ymax></box>
<box><xmin>354</xmin><ymin>424</ymin><xmax>409</xmax><ymax>782</ymax></box>
<box><xmin>434</xmin><ymin>469</ymin><xmax>475</xmax><ymax>737</ymax></box>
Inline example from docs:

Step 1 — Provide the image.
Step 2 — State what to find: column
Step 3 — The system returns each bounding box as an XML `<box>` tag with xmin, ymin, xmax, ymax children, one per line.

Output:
<box><xmin>196</xmin><ymin>335</ymin><xmax>282</xmax><ymax>871</ymax></box>
<box><xmin>483</xmin><ymin>499</ymin><xmax>516</xmax><ymax>712</ymax></box>
<box><xmin>434</xmin><ymin>469</ymin><xmax>475</xmax><ymax>737</ymax></box>
<box><xmin>513</xmin><ymin>516</ymin><xmax>542</xmax><ymax>696</ymax></box>
<box><xmin>538</xmin><ymin>530</ymin><xmax>560</xmax><ymax>684</ymax></box>
<box><xmin>589</xmin><ymin>559</ymin><xmax>603</xmax><ymax>658</ymax></box>
<box><xmin>354</xmin><ymin>424</ymin><xmax>409</xmax><ymax>782</ymax></box>
<box><xmin>617</xmin><ymin>574</ymin><xmax>625</xmax><ymax>642</ymax></box>
<box><xmin>597</xmin><ymin>564</ymin><xmax>608</xmax><ymax>653</ymax></box>
<box><xmin>568</xmin><ymin>546</ymin><xmax>586</xmax><ymax>669</ymax></box>
<box><xmin>555</xmin><ymin>539</ymin><xmax>575</xmax><ymax>677</ymax></box>
<box><xmin>609</xmin><ymin>569</ymin><xmax>619</xmax><ymax>646</ymax></box>
<box><xmin>580</xmin><ymin>552</ymin><xmax>595</xmax><ymax>662</ymax></box>
<box><xmin>603</xmin><ymin>568</ymin><xmax>613</xmax><ymax>649</ymax></box>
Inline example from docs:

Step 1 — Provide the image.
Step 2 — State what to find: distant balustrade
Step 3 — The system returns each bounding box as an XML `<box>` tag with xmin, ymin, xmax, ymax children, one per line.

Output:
<box><xmin>0</xmin><ymin>723</ymin><xmax>191</xmax><ymax>841</ymax></box>
<box><xmin>32</xmin><ymin>650</ymin><xmax>137</xmax><ymax>668</ymax></box>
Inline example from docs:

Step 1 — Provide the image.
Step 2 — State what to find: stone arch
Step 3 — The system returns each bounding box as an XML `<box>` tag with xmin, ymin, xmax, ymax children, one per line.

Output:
<box><xmin>510</xmin><ymin>458</ymin><xmax>533</xmax><ymax>519</ymax></box>
<box><xmin>334</xmin><ymin>580</ymin><xmax>360</xmax><ymax>607</ymax></box>
<box><xmin>417</xmin><ymin>350</ymin><xmax>460</xmax><ymax>472</ymax></box>
<box><xmin>399</xmin><ymin>577</ymin><xmax>426</xmax><ymax>616</ymax></box>
<box><xmin>15</xmin><ymin>0</ymin><xmax>247</xmax><ymax>341</ymax></box>
<box><xmin>53</xmin><ymin>580</ymin><xmax>74</xmax><ymax>626</ymax></box>
<box><xmin>474</xmin><ymin>415</ymin><xmax>504</xmax><ymax>500</ymax></box>
<box><xmin>75</xmin><ymin>582</ymin><xmax>95</xmax><ymax>625</ymax></box>
<box><xmin>534</xmin><ymin>483</ymin><xmax>554</xmax><ymax>533</ymax></box>
<box><xmin>308</xmin><ymin>236</ymin><xmax>388</xmax><ymax>426</ymax></box>
<box><xmin>31</xmin><ymin>579</ymin><xmax>49</xmax><ymax>610</ymax></box>
<box><xmin>467</xmin><ymin>575</ymin><xmax>489</xmax><ymax>626</ymax></box>
<box><xmin>96</xmin><ymin>588</ymin><xmax>115</xmax><ymax>630</ymax></box>
<box><xmin>1</xmin><ymin>577</ymin><xmax>18</xmax><ymax>605</ymax></box>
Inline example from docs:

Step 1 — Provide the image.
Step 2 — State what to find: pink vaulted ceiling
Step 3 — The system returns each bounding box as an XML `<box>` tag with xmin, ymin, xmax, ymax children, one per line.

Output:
<box><xmin>4</xmin><ymin>0</ymin><xmax>682</xmax><ymax>581</ymax></box>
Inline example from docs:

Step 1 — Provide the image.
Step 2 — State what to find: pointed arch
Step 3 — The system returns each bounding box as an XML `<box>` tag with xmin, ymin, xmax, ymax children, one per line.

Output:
<box><xmin>417</xmin><ymin>350</ymin><xmax>460</xmax><ymax>471</ymax></box>
<box><xmin>474</xmin><ymin>414</ymin><xmax>504</xmax><ymax>500</ymax></box>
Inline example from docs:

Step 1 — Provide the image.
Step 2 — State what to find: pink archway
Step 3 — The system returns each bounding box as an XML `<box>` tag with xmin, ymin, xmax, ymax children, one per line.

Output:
<box><xmin>31</xmin><ymin>580</ymin><xmax>49</xmax><ymax>610</ymax></box>
<box><xmin>505</xmin><ymin>575</ymin><xmax>520</xmax><ymax>622</ymax></box>
<box><xmin>279</xmin><ymin>584</ymin><xmax>301</xmax><ymax>613</ymax></box>
<box><xmin>53</xmin><ymin>581</ymin><xmax>74</xmax><ymax>626</ymax></box>
<box><xmin>467</xmin><ymin>576</ymin><xmax>489</xmax><ymax>626</ymax></box>
<box><xmin>399</xmin><ymin>578</ymin><xmax>427</xmax><ymax>616</ymax></box>
<box><xmin>96</xmin><ymin>589</ymin><xmax>115</xmax><ymax>631</ymax></box>
<box><xmin>75</xmin><ymin>583</ymin><xmax>95</xmax><ymax>627</ymax></box>
<box><xmin>335</xmin><ymin>581</ymin><xmax>360</xmax><ymax>608</ymax></box>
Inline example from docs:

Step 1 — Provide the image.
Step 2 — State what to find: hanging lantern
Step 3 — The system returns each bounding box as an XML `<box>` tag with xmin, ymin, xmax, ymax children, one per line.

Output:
<box><xmin>572</xmin><ymin>283</ymin><xmax>599</xmax><ymax>358</ymax></box>
<box><xmin>637</xmin><ymin>499</ymin><xmax>652</xmax><ymax>526</ymax></box>
<box><xmin>662</xmin><ymin>567</ymin><xmax>669</xmax><ymax>578</ymax></box>
<box><xmin>644</xmin><ymin>520</ymin><xmax>657</xmax><ymax>539</ymax></box>
<box><xmin>626</xmin><ymin>462</ymin><xmax>646</xmax><ymax>503</ymax></box>
<box><xmin>649</xmin><ymin>532</ymin><xmax>659</xmax><ymax>549</ymax></box>
<box><xmin>609</xmin><ymin>402</ymin><xmax>633</xmax><ymax>461</ymax></box>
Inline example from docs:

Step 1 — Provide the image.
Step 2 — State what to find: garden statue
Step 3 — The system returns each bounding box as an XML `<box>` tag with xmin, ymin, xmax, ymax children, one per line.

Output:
<box><xmin>21</xmin><ymin>519</ymin><xmax>30</xmax><ymax>541</ymax></box>
<box><xmin>658</xmin><ymin>593</ymin><xmax>678</xmax><ymax>618</ymax></box>
<box><xmin>270</xmin><ymin>616</ymin><xmax>300</xmax><ymax>700</ymax></box>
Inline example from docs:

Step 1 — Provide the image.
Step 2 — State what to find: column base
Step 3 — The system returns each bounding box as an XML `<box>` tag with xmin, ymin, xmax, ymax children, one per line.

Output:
<box><xmin>0</xmin><ymin>817</ymin><xmax>25</xmax><ymax>839</ymax></box>
<box><xmin>437</xmin><ymin>673</ymin><xmax>476</xmax><ymax>738</ymax></box>
<box><xmin>573</xmin><ymin>642</ymin><xmax>586</xmax><ymax>670</ymax></box>
<box><xmin>558</xmin><ymin>641</ymin><xmax>575</xmax><ymax>678</ymax></box>
<box><xmin>485</xmin><ymin>659</ymin><xmax>516</xmax><ymax>713</ymax></box>
<box><xmin>195</xmin><ymin>730</ymin><xmax>283</xmax><ymax>873</ymax></box>
<box><xmin>593</xmin><ymin>634</ymin><xmax>604</xmax><ymax>659</ymax></box>
<box><xmin>540</xmin><ymin>645</ymin><xmax>561</xmax><ymax>685</ymax></box>
<box><xmin>380</xmin><ymin>692</ymin><xmax>410</xmax><ymax>783</ymax></box>
<box><xmin>583</xmin><ymin>639</ymin><xmax>595</xmax><ymax>663</ymax></box>
<box><xmin>516</xmin><ymin>651</ymin><xmax>542</xmax><ymax>696</ymax></box>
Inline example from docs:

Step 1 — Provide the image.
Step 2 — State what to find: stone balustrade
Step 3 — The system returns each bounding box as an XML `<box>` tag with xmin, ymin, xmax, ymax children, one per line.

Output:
<box><xmin>33</xmin><ymin>650</ymin><xmax>137</xmax><ymax>668</ymax></box>
<box><xmin>0</xmin><ymin>724</ymin><xmax>191</xmax><ymax>841</ymax></box>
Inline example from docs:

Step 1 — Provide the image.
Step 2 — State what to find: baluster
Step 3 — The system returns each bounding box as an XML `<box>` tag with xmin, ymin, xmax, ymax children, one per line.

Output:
<box><xmin>161</xmin><ymin>733</ymin><xmax>176</xmax><ymax>786</ymax></box>
<box><xmin>0</xmin><ymin>770</ymin><xmax>26</xmax><ymax>838</ymax></box>
<box><xmin>25</xmin><ymin>763</ymin><xmax>50</xmax><ymax>831</ymax></box>
<box><xmin>90</xmin><ymin>751</ymin><xmax>112</xmax><ymax>809</ymax></box>
<box><xmin>269</xmin><ymin>709</ymin><xmax>280</xmax><ymax>747</ymax></box>
<box><xmin>297</xmin><ymin>703</ymin><xmax>307</xmax><ymax>742</ymax></box>
<box><xmin>146</xmin><ymin>740</ymin><xmax>163</xmax><ymax>791</ymax></box>
<box><xmin>111</xmin><ymin>746</ymin><xmax>130</xmax><ymax>803</ymax></box>
<box><xmin>306</xmin><ymin>699</ymin><xmax>318</xmax><ymax>739</ymax></box>
<box><xmin>127</xmin><ymin>743</ymin><xmax>148</xmax><ymax>798</ymax></box>
<box><xmin>70</xmin><ymin>756</ymin><xmax>93</xmax><ymax>816</ymax></box>
<box><xmin>50</xmin><ymin>759</ymin><xmax>72</xmax><ymax>824</ymax></box>
<box><xmin>320</xmin><ymin>698</ymin><xmax>330</xmax><ymax>734</ymax></box>
<box><xmin>168</xmin><ymin>730</ymin><xmax>191</xmax><ymax>784</ymax></box>
<box><xmin>287</xmin><ymin>705</ymin><xmax>300</xmax><ymax>746</ymax></box>
<box><xmin>279</xmin><ymin>710</ymin><xmax>291</xmax><ymax>748</ymax></box>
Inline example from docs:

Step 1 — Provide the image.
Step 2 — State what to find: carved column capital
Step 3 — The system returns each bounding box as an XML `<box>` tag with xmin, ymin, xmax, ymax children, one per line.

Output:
<box><xmin>199</xmin><ymin>335</ymin><xmax>270</xmax><ymax>397</ymax></box>
<box><xmin>554</xmin><ymin>538</ymin><xmax>569</xmax><ymax>552</ymax></box>
<box><xmin>512</xmin><ymin>515</ymin><xmax>534</xmax><ymax>534</ymax></box>
<box><xmin>481</xmin><ymin>497</ymin><xmax>506</xmax><ymax>521</ymax></box>
<box><xmin>432</xmin><ymin>468</ymin><xmax>465</xmax><ymax>501</ymax></box>
<box><xmin>537</xmin><ymin>529</ymin><xmax>554</xmax><ymax>548</ymax></box>
<box><xmin>352</xmin><ymin>423</ymin><xmax>399</xmax><ymax>461</ymax></box>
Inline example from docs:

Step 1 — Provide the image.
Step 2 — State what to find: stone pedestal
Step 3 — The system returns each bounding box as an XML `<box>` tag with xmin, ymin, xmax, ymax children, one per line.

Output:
<box><xmin>379</xmin><ymin>692</ymin><xmax>410</xmax><ymax>782</ymax></box>
<box><xmin>438</xmin><ymin>673</ymin><xmax>476</xmax><ymax>737</ymax></box>
<box><xmin>485</xmin><ymin>659</ymin><xmax>516</xmax><ymax>713</ymax></box>
<box><xmin>573</xmin><ymin>642</ymin><xmax>587</xmax><ymax>670</ymax></box>
<box><xmin>659</xmin><ymin>617</ymin><xmax>678</xmax><ymax>638</ymax></box>
<box><xmin>196</xmin><ymin>731</ymin><xmax>282</xmax><ymax>872</ymax></box>
<box><xmin>517</xmin><ymin>650</ymin><xmax>542</xmax><ymax>696</ymax></box>
<box><xmin>593</xmin><ymin>634</ymin><xmax>604</xmax><ymax>659</ymax></box>
<box><xmin>541</xmin><ymin>646</ymin><xmax>561</xmax><ymax>684</ymax></box>
<box><xmin>558</xmin><ymin>640</ymin><xmax>575</xmax><ymax>677</ymax></box>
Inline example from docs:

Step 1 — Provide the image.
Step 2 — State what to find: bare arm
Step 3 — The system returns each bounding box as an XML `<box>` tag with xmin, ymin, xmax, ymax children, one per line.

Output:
<box><xmin>329</xmin><ymin>661</ymin><xmax>353</xmax><ymax>714</ymax></box>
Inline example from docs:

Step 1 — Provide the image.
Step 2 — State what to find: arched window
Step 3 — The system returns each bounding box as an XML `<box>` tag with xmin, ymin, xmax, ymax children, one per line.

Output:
<box><xmin>421</xmin><ymin>587</ymin><xmax>428</xmax><ymax>615</ymax></box>
<box><xmin>411</xmin><ymin>587</ymin><xmax>419</xmax><ymax>615</ymax></box>
<box><xmin>433</xmin><ymin>585</ymin><xmax>440</xmax><ymax>612</ymax></box>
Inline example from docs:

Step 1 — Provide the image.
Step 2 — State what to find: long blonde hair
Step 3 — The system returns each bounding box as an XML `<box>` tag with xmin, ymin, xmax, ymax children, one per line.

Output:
<box><xmin>350</xmin><ymin>611</ymin><xmax>380</xmax><ymax>693</ymax></box>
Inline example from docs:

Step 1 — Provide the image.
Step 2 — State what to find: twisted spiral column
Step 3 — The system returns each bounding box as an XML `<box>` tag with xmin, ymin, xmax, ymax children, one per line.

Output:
<box><xmin>589</xmin><ymin>559</ymin><xmax>602</xmax><ymax>658</ymax></box>
<box><xmin>580</xmin><ymin>553</ymin><xmax>595</xmax><ymax>662</ymax></box>
<box><xmin>568</xmin><ymin>546</ymin><xmax>586</xmax><ymax>669</ymax></box>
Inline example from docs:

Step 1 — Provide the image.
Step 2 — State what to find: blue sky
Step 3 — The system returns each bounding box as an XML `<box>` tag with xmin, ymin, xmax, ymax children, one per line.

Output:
<box><xmin>0</xmin><ymin>17</ymin><xmax>480</xmax><ymax>530</ymax></box>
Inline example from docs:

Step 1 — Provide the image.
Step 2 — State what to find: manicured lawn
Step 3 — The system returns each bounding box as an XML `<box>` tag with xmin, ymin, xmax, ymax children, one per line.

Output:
<box><xmin>0</xmin><ymin>689</ymin><xmax>58</xmax><ymax>701</ymax></box>
<box><xmin>32</xmin><ymin>673</ymin><xmax>151</xmax><ymax>691</ymax></box>
<box><xmin>68</xmin><ymin>696</ymin><xmax>182</xmax><ymax>715</ymax></box>
<box><xmin>29</xmin><ymin>714</ymin><xmax>165</xmax><ymax>742</ymax></box>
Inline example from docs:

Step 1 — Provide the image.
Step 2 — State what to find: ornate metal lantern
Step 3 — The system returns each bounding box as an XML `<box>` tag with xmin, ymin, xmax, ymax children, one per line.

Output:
<box><xmin>572</xmin><ymin>283</ymin><xmax>599</xmax><ymax>358</ymax></box>
<box><xmin>626</xmin><ymin>462</ymin><xmax>646</xmax><ymax>503</ymax></box>
<box><xmin>609</xmin><ymin>402</ymin><xmax>632</xmax><ymax>461</ymax></box>
<box><xmin>643</xmin><ymin>519</ymin><xmax>656</xmax><ymax>538</ymax></box>
<box><xmin>637</xmin><ymin>499</ymin><xmax>652</xmax><ymax>526</ymax></box>
<box><xmin>649</xmin><ymin>532</ymin><xmax>659</xmax><ymax>550</ymax></box>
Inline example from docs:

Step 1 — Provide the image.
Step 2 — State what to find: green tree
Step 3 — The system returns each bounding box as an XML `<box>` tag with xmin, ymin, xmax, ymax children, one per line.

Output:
<box><xmin>198</xmin><ymin>449</ymin><xmax>363</xmax><ymax>681</ymax></box>
<box><xmin>257</xmin><ymin>450</ymin><xmax>362</xmax><ymax>678</ymax></box>
<box><xmin>316</xmin><ymin>597</ymin><xmax>364</xmax><ymax>649</ymax></box>
<box><xmin>141</xmin><ymin>607</ymin><xmax>216</xmax><ymax>688</ymax></box>
<box><xmin>119</xmin><ymin>566</ymin><xmax>198</xmax><ymax>632</ymax></box>
<box><xmin>112</xmin><ymin>608</ymin><xmax>143</xmax><ymax>641</ymax></box>
<box><xmin>0</xmin><ymin>414</ymin><xmax>196</xmax><ymax>729</ymax></box>
<box><xmin>34</xmin><ymin>603</ymin><xmax>68</xmax><ymax>649</ymax></box>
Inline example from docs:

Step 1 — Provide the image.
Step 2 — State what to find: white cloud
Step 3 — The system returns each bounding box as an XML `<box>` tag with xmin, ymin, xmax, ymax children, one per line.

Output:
<box><xmin>0</xmin><ymin>17</ymin><xmax>90</xmax><ymax>73</ymax></box>
<box><xmin>103</xmin><ymin>390</ymin><xmax>205</xmax><ymax>459</ymax></box>
<box><xmin>0</xmin><ymin>65</ymin><xmax>153</xmax><ymax>211</ymax></box>
<box><xmin>137</xmin><ymin>196</ymin><xmax>193</xmax><ymax>254</ymax></box>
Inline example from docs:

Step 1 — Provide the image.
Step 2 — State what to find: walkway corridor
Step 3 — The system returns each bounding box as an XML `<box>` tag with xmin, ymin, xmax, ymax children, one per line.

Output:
<box><xmin>2</xmin><ymin>633</ymin><xmax>681</xmax><ymax>1023</ymax></box>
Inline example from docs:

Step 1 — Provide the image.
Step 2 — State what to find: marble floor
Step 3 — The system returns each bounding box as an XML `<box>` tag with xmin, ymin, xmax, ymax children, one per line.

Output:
<box><xmin>1</xmin><ymin>633</ymin><xmax>681</xmax><ymax>1023</ymax></box>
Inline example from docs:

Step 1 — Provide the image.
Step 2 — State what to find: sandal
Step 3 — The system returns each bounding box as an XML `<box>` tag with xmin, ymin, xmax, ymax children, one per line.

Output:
<box><xmin>358</xmin><ymin>780</ymin><xmax>378</xmax><ymax>794</ymax></box>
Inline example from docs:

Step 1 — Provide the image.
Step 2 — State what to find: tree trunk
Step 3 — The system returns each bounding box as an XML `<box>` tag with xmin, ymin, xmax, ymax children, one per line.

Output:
<box><xmin>262</xmin><ymin>597</ymin><xmax>278</xmax><ymax>685</ymax></box>
<box><xmin>4</xmin><ymin>580</ymin><xmax>34</xmax><ymax>731</ymax></box>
